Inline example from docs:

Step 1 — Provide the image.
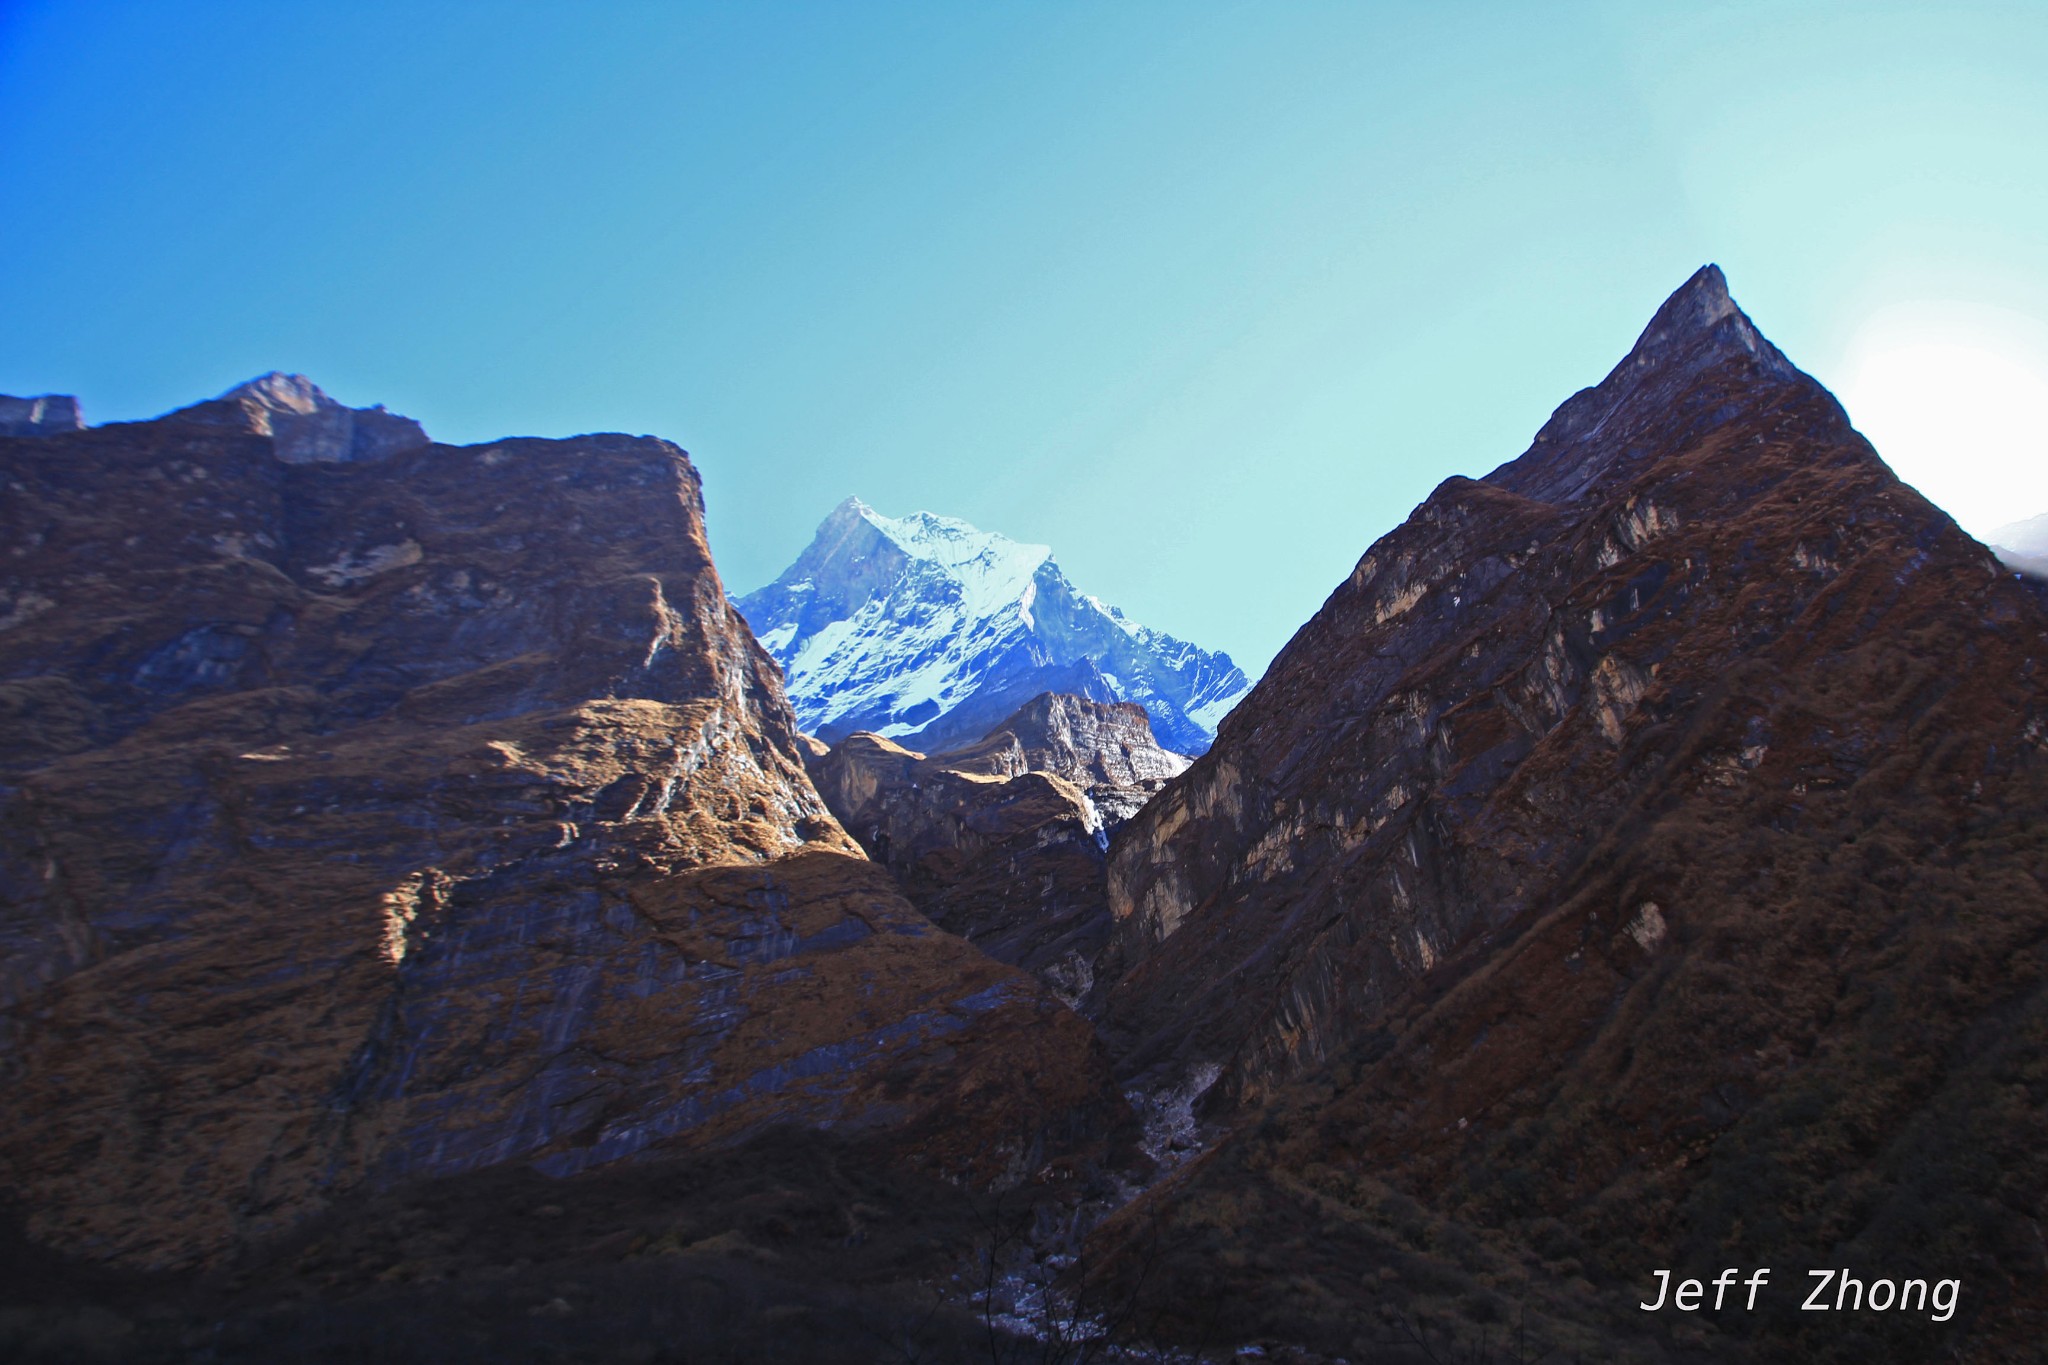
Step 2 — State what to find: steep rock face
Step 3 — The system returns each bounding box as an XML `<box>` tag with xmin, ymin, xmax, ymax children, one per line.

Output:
<box><xmin>0</xmin><ymin>394</ymin><xmax>85</xmax><ymax>437</ymax></box>
<box><xmin>735</xmin><ymin>498</ymin><xmax>1250</xmax><ymax>755</ymax></box>
<box><xmin>933</xmin><ymin>691</ymin><xmax>1190</xmax><ymax>824</ymax></box>
<box><xmin>0</xmin><ymin>386</ymin><xmax>1120</xmax><ymax>1270</ymax></box>
<box><xmin>807</xmin><ymin>694</ymin><xmax>1186</xmax><ymax>1005</ymax></box>
<box><xmin>1089</xmin><ymin>267</ymin><xmax>2048</xmax><ymax>1357</ymax></box>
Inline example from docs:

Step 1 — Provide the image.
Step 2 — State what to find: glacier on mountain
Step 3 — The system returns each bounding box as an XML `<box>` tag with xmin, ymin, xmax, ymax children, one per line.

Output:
<box><xmin>734</xmin><ymin>497</ymin><xmax>1251</xmax><ymax>755</ymax></box>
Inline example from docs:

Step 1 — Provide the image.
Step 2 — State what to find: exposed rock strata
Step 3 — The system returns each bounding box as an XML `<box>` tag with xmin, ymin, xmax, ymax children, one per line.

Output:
<box><xmin>1090</xmin><ymin>267</ymin><xmax>2048</xmax><ymax>1358</ymax></box>
<box><xmin>807</xmin><ymin>693</ymin><xmax>1186</xmax><ymax>1003</ymax></box>
<box><xmin>0</xmin><ymin>388</ymin><xmax>1120</xmax><ymax>1271</ymax></box>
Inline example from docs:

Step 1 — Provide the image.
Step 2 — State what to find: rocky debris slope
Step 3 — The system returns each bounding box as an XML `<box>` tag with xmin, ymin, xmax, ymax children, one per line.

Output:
<box><xmin>735</xmin><ymin>498</ymin><xmax>1250</xmax><ymax>755</ymax></box>
<box><xmin>806</xmin><ymin>693</ymin><xmax>1187</xmax><ymax>1005</ymax></box>
<box><xmin>0</xmin><ymin>381</ymin><xmax>1123</xmax><ymax>1272</ymax></box>
<box><xmin>1087</xmin><ymin>267</ymin><xmax>2048</xmax><ymax>1360</ymax></box>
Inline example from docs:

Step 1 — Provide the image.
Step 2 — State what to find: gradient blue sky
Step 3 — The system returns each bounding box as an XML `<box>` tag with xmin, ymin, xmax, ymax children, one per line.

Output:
<box><xmin>5</xmin><ymin>2</ymin><xmax>2046</xmax><ymax>674</ymax></box>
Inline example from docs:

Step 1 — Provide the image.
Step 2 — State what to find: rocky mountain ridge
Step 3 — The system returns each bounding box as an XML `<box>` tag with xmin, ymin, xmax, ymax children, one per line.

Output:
<box><xmin>804</xmin><ymin>692</ymin><xmax>1188</xmax><ymax>1007</ymax></box>
<box><xmin>924</xmin><ymin>690</ymin><xmax>1190</xmax><ymax>822</ymax></box>
<box><xmin>1083</xmin><ymin>265</ymin><xmax>2048</xmax><ymax>1359</ymax></box>
<box><xmin>0</xmin><ymin>378</ymin><xmax>1123</xmax><ymax>1273</ymax></box>
<box><xmin>208</xmin><ymin>371</ymin><xmax>432</xmax><ymax>465</ymax></box>
<box><xmin>11</xmin><ymin>264</ymin><xmax>2048</xmax><ymax>1362</ymax></box>
<box><xmin>735</xmin><ymin>497</ymin><xmax>1250</xmax><ymax>756</ymax></box>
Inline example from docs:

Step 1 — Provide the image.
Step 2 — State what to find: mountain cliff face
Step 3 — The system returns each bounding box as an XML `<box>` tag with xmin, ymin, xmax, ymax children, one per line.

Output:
<box><xmin>1088</xmin><ymin>268</ymin><xmax>2048</xmax><ymax>1359</ymax></box>
<box><xmin>0</xmin><ymin>381</ymin><xmax>1121</xmax><ymax>1271</ymax></box>
<box><xmin>734</xmin><ymin>498</ymin><xmax>1249</xmax><ymax>756</ymax></box>
<box><xmin>805</xmin><ymin>693</ymin><xmax>1187</xmax><ymax>1006</ymax></box>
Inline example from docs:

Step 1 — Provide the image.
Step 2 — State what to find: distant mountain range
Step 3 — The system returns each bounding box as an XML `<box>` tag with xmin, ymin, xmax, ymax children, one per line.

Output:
<box><xmin>1988</xmin><ymin>512</ymin><xmax>2048</xmax><ymax>577</ymax></box>
<box><xmin>11</xmin><ymin>269</ymin><xmax>2048</xmax><ymax>1362</ymax></box>
<box><xmin>734</xmin><ymin>498</ymin><xmax>1250</xmax><ymax>755</ymax></box>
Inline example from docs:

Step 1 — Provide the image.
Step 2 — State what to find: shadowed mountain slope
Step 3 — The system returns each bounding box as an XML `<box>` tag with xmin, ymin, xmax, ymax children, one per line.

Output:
<box><xmin>1086</xmin><ymin>267</ymin><xmax>2048</xmax><ymax>1360</ymax></box>
<box><xmin>805</xmin><ymin>692</ymin><xmax>1188</xmax><ymax>1006</ymax></box>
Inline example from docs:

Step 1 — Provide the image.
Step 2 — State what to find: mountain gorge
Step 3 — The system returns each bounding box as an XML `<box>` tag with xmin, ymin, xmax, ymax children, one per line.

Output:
<box><xmin>805</xmin><ymin>692</ymin><xmax>1189</xmax><ymax>1006</ymax></box>
<box><xmin>7</xmin><ymin>265</ymin><xmax>2048</xmax><ymax>1365</ymax></box>
<box><xmin>735</xmin><ymin>497</ymin><xmax>1250</xmax><ymax>756</ymax></box>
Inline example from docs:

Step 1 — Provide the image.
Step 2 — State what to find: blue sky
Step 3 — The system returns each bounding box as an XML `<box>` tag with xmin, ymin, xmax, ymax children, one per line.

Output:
<box><xmin>5</xmin><ymin>2</ymin><xmax>2046</xmax><ymax>674</ymax></box>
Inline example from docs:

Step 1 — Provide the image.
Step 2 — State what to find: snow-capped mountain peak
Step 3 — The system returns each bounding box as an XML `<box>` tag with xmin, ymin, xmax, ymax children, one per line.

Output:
<box><xmin>736</xmin><ymin>499</ymin><xmax>1251</xmax><ymax>755</ymax></box>
<box><xmin>852</xmin><ymin>500</ymin><xmax>1052</xmax><ymax>620</ymax></box>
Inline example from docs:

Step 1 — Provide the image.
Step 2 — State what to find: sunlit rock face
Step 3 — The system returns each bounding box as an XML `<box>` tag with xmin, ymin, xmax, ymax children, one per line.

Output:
<box><xmin>930</xmin><ymin>691</ymin><xmax>1191</xmax><ymax>825</ymax></box>
<box><xmin>1084</xmin><ymin>267</ymin><xmax>2048</xmax><ymax>1359</ymax></box>
<box><xmin>805</xmin><ymin>693</ymin><xmax>1189</xmax><ymax>1008</ymax></box>
<box><xmin>735</xmin><ymin>499</ymin><xmax>1250</xmax><ymax>756</ymax></box>
<box><xmin>0</xmin><ymin>385</ymin><xmax>1121</xmax><ymax>1270</ymax></box>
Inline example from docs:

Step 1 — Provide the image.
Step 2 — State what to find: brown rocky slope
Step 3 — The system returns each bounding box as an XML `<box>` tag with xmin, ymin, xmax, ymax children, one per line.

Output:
<box><xmin>806</xmin><ymin>692</ymin><xmax>1187</xmax><ymax>1005</ymax></box>
<box><xmin>1087</xmin><ymin>267</ymin><xmax>2048</xmax><ymax>1361</ymax></box>
<box><xmin>0</xmin><ymin>377</ymin><xmax>1122</xmax><ymax>1277</ymax></box>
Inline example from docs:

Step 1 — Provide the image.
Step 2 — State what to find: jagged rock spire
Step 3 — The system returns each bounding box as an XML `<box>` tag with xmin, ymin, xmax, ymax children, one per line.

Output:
<box><xmin>1489</xmin><ymin>265</ymin><xmax>1806</xmax><ymax>505</ymax></box>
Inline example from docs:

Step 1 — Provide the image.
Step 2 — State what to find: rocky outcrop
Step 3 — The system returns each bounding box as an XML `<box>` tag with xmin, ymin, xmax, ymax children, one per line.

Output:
<box><xmin>0</xmin><ymin>387</ymin><xmax>1121</xmax><ymax>1271</ymax></box>
<box><xmin>197</xmin><ymin>372</ymin><xmax>432</xmax><ymax>464</ymax></box>
<box><xmin>807</xmin><ymin>694</ymin><xmax>1186</xmax><ymax>1005</ymax></box>
<box><xmin>736</xmin><ymin>498</ymin><xmax>1250</xmax><ymax>754</ymax></box>
<box><xmin>1086</xmin><ymin>267</ymin><xmax>2048</xmax><ymax>1359</ymax></box>
<box><xmin>932</xmin><ymin>691</ymin><xmax>1190</xmax><ymax>824</ymax></box>
<box><xmin>0</xmin><ymin>394</ymin><xmax>84</xmax><ymax>437</ymax></box>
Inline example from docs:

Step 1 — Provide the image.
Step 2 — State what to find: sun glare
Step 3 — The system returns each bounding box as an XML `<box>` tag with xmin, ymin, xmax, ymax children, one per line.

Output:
<box><xmin>1836</xmin><ymin>306</ymin><xmax>2048</xmax><ymax>541</ymax></box>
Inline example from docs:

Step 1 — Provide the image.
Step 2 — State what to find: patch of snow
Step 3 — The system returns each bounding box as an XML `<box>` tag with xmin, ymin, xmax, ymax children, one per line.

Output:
<box><xmin>1187</xmin><ymin>683</ymin><xmax>1250</xmax><ymax>735</ymax></box>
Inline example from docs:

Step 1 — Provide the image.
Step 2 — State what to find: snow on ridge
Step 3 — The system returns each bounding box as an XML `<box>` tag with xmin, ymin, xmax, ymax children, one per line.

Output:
<box><xmin>1186</xmin><ymin>689</ymin><xmax>1243</xmax><ymax>736</ymax></box>
<box><xmin>857</xmin><ymin>503</ymin><xmax>1049</xmax><ymax>574</ymax></box>
<box><xmin>854</xmin><ymin>503</ymin><xmax>1052</xmax><ymax>624</ymax></box>
<box><xmin>736</xmin><ymin>498</ymin><xmax>1253</xmax><ymax>754</ymax></box>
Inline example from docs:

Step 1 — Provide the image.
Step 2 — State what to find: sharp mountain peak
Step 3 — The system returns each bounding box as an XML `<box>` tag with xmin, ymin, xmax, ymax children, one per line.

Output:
<box><xmin>1486</xmin><ymin>264</ymin><xmax>1807</xmax><ymax>506</ymax></box>
<box><xmin>737</xmin><ymin>501</ymin><xmax>1249</xmax><ymax>756</ymax></box>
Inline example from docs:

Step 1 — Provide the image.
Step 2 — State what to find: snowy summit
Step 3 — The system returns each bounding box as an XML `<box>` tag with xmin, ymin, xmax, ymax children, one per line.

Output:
<box><xmin>735</xmin><ymin>498</ymin><xmax>1251</xmax><ymax>755</ymax></box>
